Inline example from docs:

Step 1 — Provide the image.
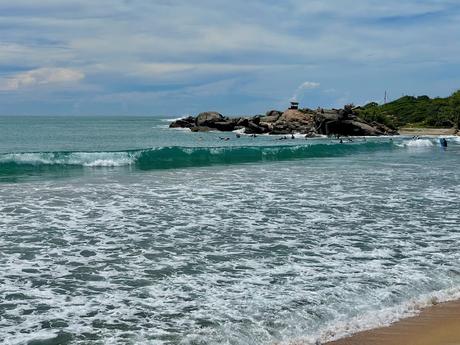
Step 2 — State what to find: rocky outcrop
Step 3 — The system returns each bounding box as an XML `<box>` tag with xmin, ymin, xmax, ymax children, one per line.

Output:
<box><xmin>170</xmin><ymin>105</ymin><xmax>398</xmax><ymax>136</ymax></box>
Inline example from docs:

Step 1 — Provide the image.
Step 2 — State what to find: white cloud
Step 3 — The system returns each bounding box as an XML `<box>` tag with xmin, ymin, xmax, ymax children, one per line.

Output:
<box><xmin>291</xmin><ymin>81</ymin><xmax>320</xmax><ymax>101</ymax></box>
<box><xmin>0</xmin><ymin>68</ymin><xmax>84</xmax><ymax>91</ymax></box>
<box><xmin>298</xmin><ymin>81</ymin><xmax>320</xmax><ymax>90</ymax></box>
<box><xmin>0</xmin><ymin>0</ymin><xmax>459</xmax><ymax>113</ymax></box>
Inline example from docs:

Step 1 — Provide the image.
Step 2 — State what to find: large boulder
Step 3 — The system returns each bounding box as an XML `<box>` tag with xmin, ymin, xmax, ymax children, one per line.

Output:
<box><xmin>261</xmin><ymin>110</ymin><xmax>282</xmax><ymax>123</ymax></box>
<box><xmin>342</xmin><ymin>120</ymin><xmax>383</xmax><ymax>136</ymax></box>
<box><xmin>370</xmin><ymin>121</ymin><xmax>399</xmax><ymax>135</ymax></box>
<box><xmin>195</xmin><ymin>112</ymin><xmax>224</xmax><ymax>127</ymax></box>
<box><xmin>246</xmin><ymin>120</ymin><xmax>269</xmax><ymax>134</ymax></box>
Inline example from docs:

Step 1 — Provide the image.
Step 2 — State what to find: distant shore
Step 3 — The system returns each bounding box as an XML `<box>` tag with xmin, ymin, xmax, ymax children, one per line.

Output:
<box><xmin>399</xmin><ymin>127</ymin><xmax>459</xmax><ymax>136</ymax></box>
<box><xmin>325</xmin><ymin>299</ymin><xmax>460</xmax><ymax>345</ymax></box>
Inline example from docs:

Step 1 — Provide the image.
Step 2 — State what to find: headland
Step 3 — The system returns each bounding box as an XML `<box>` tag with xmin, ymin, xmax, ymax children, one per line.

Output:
<box><xmin>170</xmin><ymin>91</ymin><xmax>460</xmax><ymax>137</ymax></box>
<box><xmin>170</xmin><ymin>104</ymin><xmax>397</xmax><ymax>137</ymax></box>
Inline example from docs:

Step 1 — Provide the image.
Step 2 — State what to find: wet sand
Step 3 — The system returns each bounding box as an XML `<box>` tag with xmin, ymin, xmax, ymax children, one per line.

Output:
<box><xmin>399</xmin><ymin>127</ymin><xmax>459</xmax><ymax>136</ymax></box>
<box><xmin>326</xmin><ymin>300</ymin><xmax>460</xmax><ymax>345</ymax></box>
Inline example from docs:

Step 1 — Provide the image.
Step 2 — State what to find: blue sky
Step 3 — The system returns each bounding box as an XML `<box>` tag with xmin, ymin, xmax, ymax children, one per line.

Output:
<box><xmin>0</xmin><ymin>0</ymin><xmax>459</xmax><ymax>116</ymax></box>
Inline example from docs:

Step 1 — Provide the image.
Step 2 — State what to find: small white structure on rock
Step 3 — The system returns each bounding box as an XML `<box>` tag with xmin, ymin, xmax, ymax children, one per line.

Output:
<box><xmin>290</xmin><ymin>101</ymin><xmax>299</xmax><ymax>110</ymax></box>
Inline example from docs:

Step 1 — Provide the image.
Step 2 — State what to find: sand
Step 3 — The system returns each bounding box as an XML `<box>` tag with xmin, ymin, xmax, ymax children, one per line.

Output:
<box><xmin>398</xmin><ymin>127</ymin><xmax>459</xmax><ymax>136</ymax></box>
<box><xmin>326</xmin><ymin>300</ymin><xmax>460</xmax><ymax>345</ymax></box>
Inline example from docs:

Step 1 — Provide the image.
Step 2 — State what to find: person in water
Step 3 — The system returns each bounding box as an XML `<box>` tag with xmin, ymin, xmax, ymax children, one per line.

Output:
<box><xmin>440</xmin><ymin>138</ymin><xmax>448</xmax><ymax>148</ymax></box>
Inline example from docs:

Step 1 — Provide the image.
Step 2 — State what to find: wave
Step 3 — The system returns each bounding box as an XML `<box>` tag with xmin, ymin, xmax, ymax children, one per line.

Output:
<box><xmin>399</xmin><ymin>139</ymin><xmax>434</xmax><ymax>147</ymax></box>
<box><xmin>295</xmin><ymin>286</ymin><xmax>460</xmax><ymax>345</ymax></box>
<box><xmin>0</xmin><ymin>142</ymin><xmax>394</xmax><ymax>176</ymax></box>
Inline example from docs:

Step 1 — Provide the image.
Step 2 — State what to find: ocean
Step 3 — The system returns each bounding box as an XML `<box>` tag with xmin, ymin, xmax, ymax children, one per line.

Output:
<box><xmin>1</xmin><ymin>116</ymin><xmax>459</xmax><ymax>345</ymax></box>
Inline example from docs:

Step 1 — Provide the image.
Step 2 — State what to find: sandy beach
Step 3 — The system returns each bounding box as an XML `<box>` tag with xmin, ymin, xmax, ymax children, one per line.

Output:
<box><xmin>399</xmin><ymin>127</ymin><xmax>459</xmax><ymax>136</ymax></box>
<box><xmin>326</xmin><ymin>299</ymin><xmax>460</xmax><ymax>345</ymax></box>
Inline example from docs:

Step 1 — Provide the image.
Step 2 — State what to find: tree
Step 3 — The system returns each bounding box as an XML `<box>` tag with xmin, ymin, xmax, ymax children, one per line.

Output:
<box><xmin>450</xmin><ymin>91</ymin><xmax>460</xmax><ymax>129</ymax></box>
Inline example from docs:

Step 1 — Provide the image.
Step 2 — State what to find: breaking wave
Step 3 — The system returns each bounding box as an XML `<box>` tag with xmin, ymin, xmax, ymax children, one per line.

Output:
<box><xmin>0</xmin><ymin>142</ymin><xmax>395</xmax><ymax>176</ymax></box>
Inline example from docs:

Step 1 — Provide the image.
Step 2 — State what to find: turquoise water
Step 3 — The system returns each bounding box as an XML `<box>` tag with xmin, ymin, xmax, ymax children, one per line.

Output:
<box><xmin>1</xmin><ymin>116</ymin><xmax>459</xmax><ymax>345</ymax></box>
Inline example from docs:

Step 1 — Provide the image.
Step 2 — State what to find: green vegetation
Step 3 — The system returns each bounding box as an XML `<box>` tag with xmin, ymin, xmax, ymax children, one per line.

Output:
<box><xmin>356</xmin><ymin>90</ymin><xmax>460</xmax><ymax>129</ymax></box>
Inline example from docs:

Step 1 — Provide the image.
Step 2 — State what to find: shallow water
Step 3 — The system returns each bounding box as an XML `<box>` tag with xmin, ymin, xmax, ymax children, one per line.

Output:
<box><xmin>0</xmin><ymin>117</ymin><xmax>459</xmax><ymax>345</ymax></box>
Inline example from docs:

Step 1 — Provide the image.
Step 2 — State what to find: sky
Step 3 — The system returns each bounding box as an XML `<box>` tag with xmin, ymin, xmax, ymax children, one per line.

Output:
<box><xmin>0</xmin><ymin>0</ymin><xmax>459</xmax><ymax>116</ymax></box>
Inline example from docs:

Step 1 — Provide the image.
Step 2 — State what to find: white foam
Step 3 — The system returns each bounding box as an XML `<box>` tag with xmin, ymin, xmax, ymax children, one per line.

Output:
<box><xmin>1</xmin><ymin>156</ymin><xmax>460</xmax><ymax>345</ymax></box>
<box><xmin>161</xmin><ymin>117</ymin><xmax>189</xmax><ymax>122</ymax></box>
<box><xmin>169</xmin><ymin>127</ymin><xmax>192</xmax><ymax>132</ymax></box>
<box><xmin>83</xmin><ymin>159</ymin><xmax>132</xmax><ymax>167</ymax></box>
<box><xmin>287</xmin><ymin>287</ymin><xmax>460</xmax><ymax>345</ymax></box>
<box><xmin>400</xmin><ymin>139</ymin><xmax>434</xmax><ymax>147</ymax></box>
<box><xmin>0</xmin><ymin>151</ymin><xmax>137</xmax><ymax>167</ymax></box>
<box><xmin>232</xmin><ymin>128</ymin><xmax>247</xmax><ymax>135</ymax></box>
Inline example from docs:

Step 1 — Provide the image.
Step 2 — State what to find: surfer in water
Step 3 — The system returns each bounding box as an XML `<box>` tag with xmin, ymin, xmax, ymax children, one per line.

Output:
<box><xmin>440</xmin><ymin>138</ymin><xmax>448</xmax><ymax>148</ymax></box>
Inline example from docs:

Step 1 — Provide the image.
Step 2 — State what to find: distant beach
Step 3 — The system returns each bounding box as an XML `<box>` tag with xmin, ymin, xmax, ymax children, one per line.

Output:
<box><xmin>399</xmin><ymin>127</ymin><xmax>459</xmax><ymax>136</ymax></box>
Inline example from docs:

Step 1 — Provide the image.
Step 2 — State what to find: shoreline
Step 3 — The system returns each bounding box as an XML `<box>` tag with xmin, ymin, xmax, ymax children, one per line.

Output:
<box><xmin>325</xmin><ymin>299</ymin><xmax>460</xmax><ymax>345</ymax></box>
<box><xmin>398</xmin><ymin>127</ymin><xmax>459</xmax><ymax>136</ymax></box>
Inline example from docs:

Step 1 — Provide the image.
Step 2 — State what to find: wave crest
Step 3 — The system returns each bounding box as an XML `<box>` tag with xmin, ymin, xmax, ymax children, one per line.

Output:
<box><xmin>0</xmin><ymin>142</ymin><xmax>394</xmax><ymax>176</ymax></box>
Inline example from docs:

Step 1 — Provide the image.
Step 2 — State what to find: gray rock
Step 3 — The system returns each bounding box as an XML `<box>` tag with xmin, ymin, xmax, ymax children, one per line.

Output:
<box><xmin>195</xmin><ymin>112</ymin><xmax>224</xmax><ymax>127</ymax></box>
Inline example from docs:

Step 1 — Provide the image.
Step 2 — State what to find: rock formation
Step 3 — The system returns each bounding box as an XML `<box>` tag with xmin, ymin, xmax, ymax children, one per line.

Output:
<box><xmin>170</xmin><ymin>105</ymin><xmax>398</xmax><ymax>136</ymax></box>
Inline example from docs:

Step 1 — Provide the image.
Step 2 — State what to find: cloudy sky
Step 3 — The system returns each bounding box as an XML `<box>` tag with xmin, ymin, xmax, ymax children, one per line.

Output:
<box><xmin>0</xmin><ymin>0</ymin><xmax>459</xmax><ymax>116</ymax></box>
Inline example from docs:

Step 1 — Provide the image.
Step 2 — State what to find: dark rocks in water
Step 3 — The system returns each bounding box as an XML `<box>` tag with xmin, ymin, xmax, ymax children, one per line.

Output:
<box><xmin>169</xmin><ymin>105</ymin><xmax>399</xmax><ymax>136</ymax></box>
<box><xmin>213</xmin><ymin>119</ymin><xmax>238</xmax><ymax>131</ymax></box>
<box><xmin>246</xmin><ymin>120</ymin><xmax>269</xmax><ymax>134</ymax></box>
<box><xmin>314</xmin><ymin>106</ymin><xmax>399</xmax><ymax>136</ymax></box>
<box><xmin>190</xmin><ymin>126</ymin><xmax>212</xmax><ymax>132</ymax></box>
<box><xmin>169</xmin><ymin>116</ymin><xmax>195</xmax><ymax>128</ymax></box>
